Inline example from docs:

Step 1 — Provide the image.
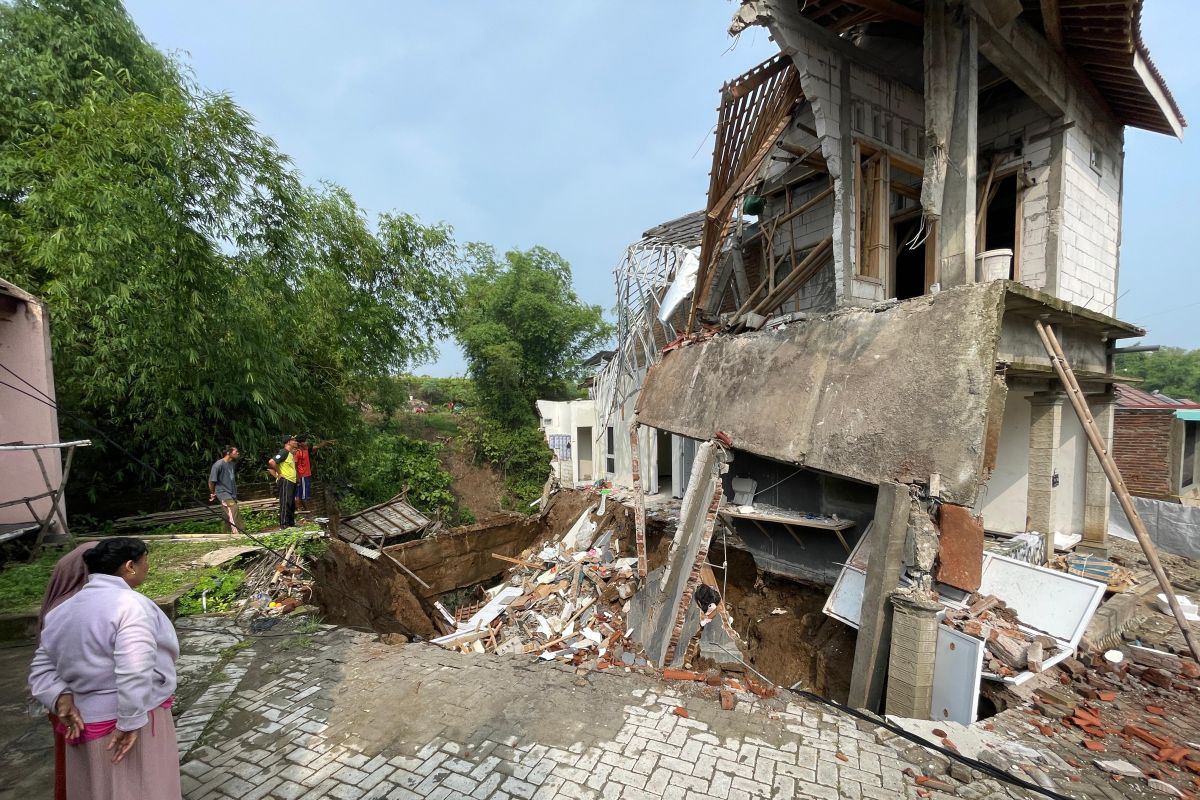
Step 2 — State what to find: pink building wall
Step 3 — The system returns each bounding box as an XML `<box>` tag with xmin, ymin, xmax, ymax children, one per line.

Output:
<box><xmin>0</xmin><ymin>279</ymin><xmax>65</xmax><ymax>537</ymax></box>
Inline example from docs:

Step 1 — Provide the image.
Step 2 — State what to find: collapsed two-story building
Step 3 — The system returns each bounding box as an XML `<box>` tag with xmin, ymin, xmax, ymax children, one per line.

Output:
<box><xmin>541</xmin><ymin>0</ymin><xmax>1184</xmax><ymax>718</ymax></box>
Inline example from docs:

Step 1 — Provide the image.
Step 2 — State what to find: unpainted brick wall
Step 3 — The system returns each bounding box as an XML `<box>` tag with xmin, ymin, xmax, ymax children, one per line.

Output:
<box><xmin>1112</xmin><ymin>409</ymin><xmax>1175</xmax><ymax>497</ymax></box>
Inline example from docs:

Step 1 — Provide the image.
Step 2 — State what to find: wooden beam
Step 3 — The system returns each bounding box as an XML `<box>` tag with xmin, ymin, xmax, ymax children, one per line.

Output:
<box><xmin>842</xmin><ymin>0</ymin><xmax>923</xmax><ymax>27</ymax></box>
<box><xmin>1040</xmin><ymin>0</ymin><xmax>1064</xmax><ymax>53</ymax></box>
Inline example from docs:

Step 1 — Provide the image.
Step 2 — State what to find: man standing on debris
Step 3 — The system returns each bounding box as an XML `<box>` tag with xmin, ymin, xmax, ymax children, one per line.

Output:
<box><xmin>268</xmin><ymin>435</ymin><xmax>298</xmax><ymax>529</ymax></box>
<box><xmin>292</xmin><ymin>436</ymin><xmax>334</xmax><ymax>515</ymax></box>
<box><xmin>208</xmin><ymin>445</ymin><xmax>241</xmax><ymax>534</ymax></box>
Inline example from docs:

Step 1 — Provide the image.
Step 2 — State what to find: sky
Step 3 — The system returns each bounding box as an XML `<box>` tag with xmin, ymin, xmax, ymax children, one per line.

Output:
<box><xmin>124</xmin><ymin>1</ymin><xmax>1199</xmax><ymax>376</ymax></box>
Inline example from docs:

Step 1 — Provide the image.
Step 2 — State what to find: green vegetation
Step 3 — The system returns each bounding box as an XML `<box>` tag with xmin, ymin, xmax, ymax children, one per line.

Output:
<box><xmin>0</xmin><ymin>0</ymin><xmax>461</xmax><ymax>501</ymax></box>
<box><xmin>1117</xmin><ymin>348</ymin><xmax>1200</xmax><ymax>402</ymax></box>
<box><xmin>0</xmin><ymin>1</ymin><xmax>608</xmax><ymax>525</ymax></box>
<box><xmin>175</xmin><ymin>568</ymin><xmax>245</xmax><ymax>616</ymax></box>
<box><xmin>452</xmin><ymin>245</ymin><xmax>611</xmax><ymax>427</ymax></box>
<box><xmin>0</xmin><ymin>540</ymin><xmax>238</xmax><ymax>615</ymax></box>
<box><xmin>451</xmin><ymin>246</ymin><xmax>611</xmax><ymax>507</ymax></box>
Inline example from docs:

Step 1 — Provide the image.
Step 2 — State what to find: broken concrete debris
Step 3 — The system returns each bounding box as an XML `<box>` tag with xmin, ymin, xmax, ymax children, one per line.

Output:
<box><xmin>941</xmin><ymin>593</ymin><xmax>1060</xmax><ymax>677</ymax></box>
<box><xmin>430</xmin><ymin>513</ymin><xmax>644</xmax><ymax>663</ymax></box>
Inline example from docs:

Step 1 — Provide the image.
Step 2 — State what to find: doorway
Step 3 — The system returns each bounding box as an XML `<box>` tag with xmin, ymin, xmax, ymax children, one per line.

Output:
<box><xmin>577</xmin><ymin>426</ymin><xmax>593</xmax><ymax>482</ymax></box>
<box><xmin>656</xmin><ymin>430</ymin><xmax>673</xmax><ymax>497</ymax></box>
<box><xmin>892</xmin><ymin>215</ymin><xmax>928</xmax><ymax>300</ymax></box>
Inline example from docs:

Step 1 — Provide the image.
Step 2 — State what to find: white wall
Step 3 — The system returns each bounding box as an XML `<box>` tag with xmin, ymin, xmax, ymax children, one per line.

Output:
<box><xmin>1055</xmin><ymin>407</ymin><xmax>1089</xmax><ymax>534</ymax></box>
<box><xmin>536</xmin><ymin>399</ymin><xmax>597</xmax><ymax>486</ymax></box>
<box><xmin>0</xmin><ymin>285</ymin><xmax>64</xmax><ymax>534</ymax></box>
<box><xmin>979</xmin><ymin>389</ymin><xmax>1031</xmax><ymax>532</ymax></box>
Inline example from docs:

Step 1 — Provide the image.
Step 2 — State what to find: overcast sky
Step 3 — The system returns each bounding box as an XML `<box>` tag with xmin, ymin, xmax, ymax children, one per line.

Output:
<box><xmin>125</xmin><ymin>0</ymin><xmax>1199</xmax><ymax>376</ymax></box>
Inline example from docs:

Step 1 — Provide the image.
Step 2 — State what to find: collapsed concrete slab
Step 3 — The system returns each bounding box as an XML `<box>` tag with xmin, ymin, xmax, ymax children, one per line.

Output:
<box><xmin>636</xmin><ymin>282</ymin><xmax>1007</xmax><ymax>505</ymax></box>
<box><xmin>629</xmin><ymin>440</ymin><xmax>732</xmax><ymax>667</ymax></box>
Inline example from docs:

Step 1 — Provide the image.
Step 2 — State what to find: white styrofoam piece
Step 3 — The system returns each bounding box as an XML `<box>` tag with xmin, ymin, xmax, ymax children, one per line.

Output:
<box><xmin>931</xmin><ymin>617</ymin><xmax>985</xmax><ymax>725</ymax></box>
<box><xmin>432</xmin><ymin>586</ymin><xmax>524</xmax><ymax>646</ymax></box>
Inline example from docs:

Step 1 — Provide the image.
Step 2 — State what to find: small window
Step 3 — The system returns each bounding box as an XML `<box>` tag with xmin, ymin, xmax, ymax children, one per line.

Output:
<box><xmin>1090</xmin><ymin>146</ymin><xmax>1104</xmax><ymax>175</ymax></box>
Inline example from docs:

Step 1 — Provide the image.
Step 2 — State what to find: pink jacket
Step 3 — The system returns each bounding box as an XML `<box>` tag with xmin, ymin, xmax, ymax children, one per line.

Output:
<box><xmin>30</xmin><ymin>574</ymin><xmax>179</xmax><ymax>731</ymax></box>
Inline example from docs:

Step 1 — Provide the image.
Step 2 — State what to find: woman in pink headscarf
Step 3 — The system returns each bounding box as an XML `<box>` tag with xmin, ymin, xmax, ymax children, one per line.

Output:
<box><xmin>38</xmin><ymin>542</ymin><xmax>96</xmax><ymax>800</ymax></box>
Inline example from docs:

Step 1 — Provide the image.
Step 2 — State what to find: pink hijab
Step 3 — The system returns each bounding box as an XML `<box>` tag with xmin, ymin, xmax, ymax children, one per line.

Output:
<box><xmin>37</xmin><ymin>542</ymin><xmax>97</xmax><ymax>635</ymax></box>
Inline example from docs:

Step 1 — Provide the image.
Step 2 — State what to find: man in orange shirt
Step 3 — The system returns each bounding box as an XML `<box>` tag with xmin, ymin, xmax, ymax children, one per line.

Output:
<box><xmin>293</xmin><ymin>436</ymin><xmax>334</xmax><ymax>514</ymax></box>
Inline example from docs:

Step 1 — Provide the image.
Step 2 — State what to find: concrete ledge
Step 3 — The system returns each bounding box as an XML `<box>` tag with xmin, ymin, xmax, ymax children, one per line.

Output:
<box><xmin>0</xmin><ymin>588</ymin><xmax>187</xmax><ymax>644</ymax></box>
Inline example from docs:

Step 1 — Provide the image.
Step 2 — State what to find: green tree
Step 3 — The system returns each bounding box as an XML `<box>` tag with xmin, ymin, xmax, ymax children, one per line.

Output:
<box><xmin>452</xmin><ymin>244</ymin><xmax>611</xmax><ymax>427</ymax></box>
<box><xmin>1117</xmin><ymin>348</ymin><xmax>1200</xmax><ymax>401</ymax></box>
<box><xmin>0</xmin><ymin>0</ymin><xmax>463</xmax><ymax>501</ymax></box>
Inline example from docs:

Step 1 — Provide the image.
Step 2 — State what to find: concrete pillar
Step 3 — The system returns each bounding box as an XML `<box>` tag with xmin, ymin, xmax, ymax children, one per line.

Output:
<box><xmin>885</xmin><ymin>591</ymin><xmax>941</xmax><ymax>719</ymax></box>
<box><xmin>1079</xmin><ymin>395</ymin><xmax>1115</xmax><ymax>556</ymax></box>
<box><xmin>1027</xmin><ymin>391</ymin><xmax>1064</xmax><ymax>561</ymax></box>
<box><xmin>848</xmin><ymin>482</ymin><xmax>911</xmax><ymax>712</ymax></box>
<box><xmin>924</xmin><ymin>0</ymin><xmax>978</xmax><ymax>287</ymax></box>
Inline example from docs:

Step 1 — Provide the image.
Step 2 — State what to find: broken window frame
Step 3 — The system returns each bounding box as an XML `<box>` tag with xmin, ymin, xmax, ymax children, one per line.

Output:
<box><xmin>976</xmin><ymin>161</ymin><xmax>1030</xmax><ymax>282</ymax></box>
<box><xmin>855</xmin><ymin>141</ymin><xmax>934</xmax><ymax>296</ymax></box>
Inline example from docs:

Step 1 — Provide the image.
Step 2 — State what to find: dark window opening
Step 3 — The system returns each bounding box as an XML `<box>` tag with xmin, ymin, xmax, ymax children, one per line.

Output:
<box><xmin>893</xmin><ymin>216</ymin><xmax>927</xmax><ymax>300</ymax></box>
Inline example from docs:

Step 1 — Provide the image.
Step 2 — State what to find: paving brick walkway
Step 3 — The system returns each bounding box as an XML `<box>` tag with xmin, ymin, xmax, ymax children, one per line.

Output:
<box><xmin>173</xmin><ymin>621</ymin><xmax>1040</xmax><ymax>800</ymax></box>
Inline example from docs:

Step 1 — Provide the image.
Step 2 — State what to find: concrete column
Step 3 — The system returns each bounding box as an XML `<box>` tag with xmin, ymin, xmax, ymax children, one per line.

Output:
<box><xmin>848</xmin><ymin>481</ymin><xmax>911</xmax><ymax>712</ymax></box>
<box><xmin>885</xmin><ymin>591</ymin><xmax>941</xmax><ymax>720</ymax></box>
<box><xmin>925</xmin><ymin>0</ymin><xmax>978</xmax><ymax>287</ymax></box>
<box><xmin>1079</xmin><ymin>395</ymin><xmax>1115</xmax><ymax>556</ymax></box>
<box><xmin>1027</xmin><ymin>391</ymin><xmax>1064</xmax><ymax>561</ymax></box>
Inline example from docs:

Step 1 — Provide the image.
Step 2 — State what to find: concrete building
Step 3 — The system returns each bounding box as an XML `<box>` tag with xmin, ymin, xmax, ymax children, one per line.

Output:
<box><xmin>1112</xmin><ymin>384</ymin><xmax>1200</xmax><ymax>502</ymax></box>
<box><xmin>536</xmin><ymin>398</ymin><xmax>599</xmax><ymax>487</ymax></box>
<box><xmin>0</xmin><ymin>279</ymin><xmax>69</xmax><ymax>544</ymax></box>
<box><xmin>588</xmin><ymin>0</ymin><xmax>1183</xmax><ymax>716</ymax></box>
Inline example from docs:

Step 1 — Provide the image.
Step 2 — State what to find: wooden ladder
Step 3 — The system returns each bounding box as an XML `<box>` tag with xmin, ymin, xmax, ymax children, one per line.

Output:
<box><xmin>1035</xmin><ymin>320</ymin><xmax>1200</xmax><ymax>662</ymax></box>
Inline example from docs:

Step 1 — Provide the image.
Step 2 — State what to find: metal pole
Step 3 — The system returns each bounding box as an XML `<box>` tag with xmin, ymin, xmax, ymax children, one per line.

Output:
<box><xmin>1035</xmin><ymin>320</ymin><xmax>1200</xmax><ymax>662</ymax></box>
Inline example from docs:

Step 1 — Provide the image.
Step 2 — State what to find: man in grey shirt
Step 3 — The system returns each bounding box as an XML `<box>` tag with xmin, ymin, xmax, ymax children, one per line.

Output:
<box><xmin>208</xmin><ymin>445</ymin><xmax>241</xmax><ymax>534</ymax></box>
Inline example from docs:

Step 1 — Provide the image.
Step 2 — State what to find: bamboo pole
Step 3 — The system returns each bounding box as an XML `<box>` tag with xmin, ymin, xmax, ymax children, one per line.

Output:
<box><xmin>1035</xmin><ymin>320</ymin><xmax>1200</xmax><ymax>662</ymax></box>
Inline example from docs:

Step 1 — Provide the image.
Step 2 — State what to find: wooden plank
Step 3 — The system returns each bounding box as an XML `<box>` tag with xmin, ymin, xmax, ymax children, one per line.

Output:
<box><xmin>721</xmin><ymin>506</ymin><xmax>854</xmax><ymax>530</ymax></box>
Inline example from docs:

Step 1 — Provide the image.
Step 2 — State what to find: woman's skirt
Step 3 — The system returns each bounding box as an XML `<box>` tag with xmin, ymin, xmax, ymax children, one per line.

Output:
<box><xmin>63</xmin><ymin>706</ymin><xmax>181</xmax><ymax>800</ymax></box>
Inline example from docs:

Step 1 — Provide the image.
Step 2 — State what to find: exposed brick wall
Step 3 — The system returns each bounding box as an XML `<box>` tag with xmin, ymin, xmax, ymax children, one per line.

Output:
<box><xmin>1112</xmin><ymin>409</ymin><xmax>1175</xmax><ymax>498</ymax></box>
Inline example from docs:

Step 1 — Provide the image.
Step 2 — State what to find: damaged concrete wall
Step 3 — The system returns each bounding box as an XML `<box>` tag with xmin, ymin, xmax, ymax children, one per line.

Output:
<box><xmin>757</xmin><ymin>3</ymin><xmax>924</xmax><ymax>308</ymax></box>
<box><xmin>637</xmin><ymin>282</ymin><xmax>1006</xmax><ymax>505</ymax></box>
<box><xmin>383</xmin><ymin>514</ymin><xmax>543</xmax><ymax>598</ymax></box>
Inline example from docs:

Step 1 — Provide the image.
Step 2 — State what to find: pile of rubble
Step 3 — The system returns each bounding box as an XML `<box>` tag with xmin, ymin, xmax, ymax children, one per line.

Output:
<box><xmin>432</xmin><ymin>506</ymin><xmax>653</xmax><ymax>669</ymax></box>
<box><xmin>941</xmin><ymin>592</ymin><xmax>1060</xmax><ymax>676</ymax></box>
<box><xmin>1007</xmin><ymin>644</ymin><xmax>1200</xmax><ymax>796</ymax></box>
<box><xmin>235</xmin><ymin>537</ymin><xmax>319</xmax><ymax>620</ymax></box>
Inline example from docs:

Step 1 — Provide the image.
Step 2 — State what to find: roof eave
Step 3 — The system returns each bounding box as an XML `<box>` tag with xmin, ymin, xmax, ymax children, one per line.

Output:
<box><xmin>1132</xmin><ymin>50</ymin><xmax>1185</xmax><ymax>140</ymax></box>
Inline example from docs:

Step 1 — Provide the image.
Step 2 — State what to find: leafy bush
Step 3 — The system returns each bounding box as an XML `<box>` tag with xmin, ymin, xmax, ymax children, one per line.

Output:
<box><xmin>342</xmin><ymin>429</ymin><xmax>458</xmax><ymax>519</ymax></box>
<box><xmin>464</xmin><ymin>413</ymin><xmax>551</xmax><ymax>509</ymax></box>
<box><xmin>177</xmin><ymin>568</ymin><xmax>245</xmax><ymax>616</ymax></box>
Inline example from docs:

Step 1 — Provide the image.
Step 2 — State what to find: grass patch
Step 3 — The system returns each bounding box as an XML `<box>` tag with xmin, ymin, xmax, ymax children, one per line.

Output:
<box><xmin>0</xmin><ymin>540</ymin><xmax>245</xmax><ymax>616</ymax></box>
<box><xmin>396</xmin><ymin>410</ymin><xmax>463</xmax><ymax>440</ymax></box>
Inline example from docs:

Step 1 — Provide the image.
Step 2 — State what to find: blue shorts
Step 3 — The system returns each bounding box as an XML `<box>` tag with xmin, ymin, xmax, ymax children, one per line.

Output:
<box><xmin>297</xmin><ymin>475</ymin><xmax>312</xmax><ymax>500</ymax></box>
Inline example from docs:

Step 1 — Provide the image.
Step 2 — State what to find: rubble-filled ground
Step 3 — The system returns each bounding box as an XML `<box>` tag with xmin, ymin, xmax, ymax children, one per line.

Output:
<box><xmin>0</xmin><ymin>615</ymin><xmax>1058</xmax><ymax>800</ymax></box>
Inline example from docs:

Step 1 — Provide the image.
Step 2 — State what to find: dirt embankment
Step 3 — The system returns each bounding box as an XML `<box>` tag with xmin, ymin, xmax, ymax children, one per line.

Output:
<box><xmin>710</xmin><ymin>544</ymin><xmax>855</xmax><ymax>702</ymax></box>
<box><xmin>399</xmin><ymin>412</ymin><xmax>506</xmax><ymax>523</ymax></box>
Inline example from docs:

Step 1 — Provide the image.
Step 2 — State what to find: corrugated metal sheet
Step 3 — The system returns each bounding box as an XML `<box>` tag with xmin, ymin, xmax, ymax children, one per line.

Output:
<box><xmin>339</xmin><ymin>496</ymin><xmax>431</xmax><ymax>543</ymax></box>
